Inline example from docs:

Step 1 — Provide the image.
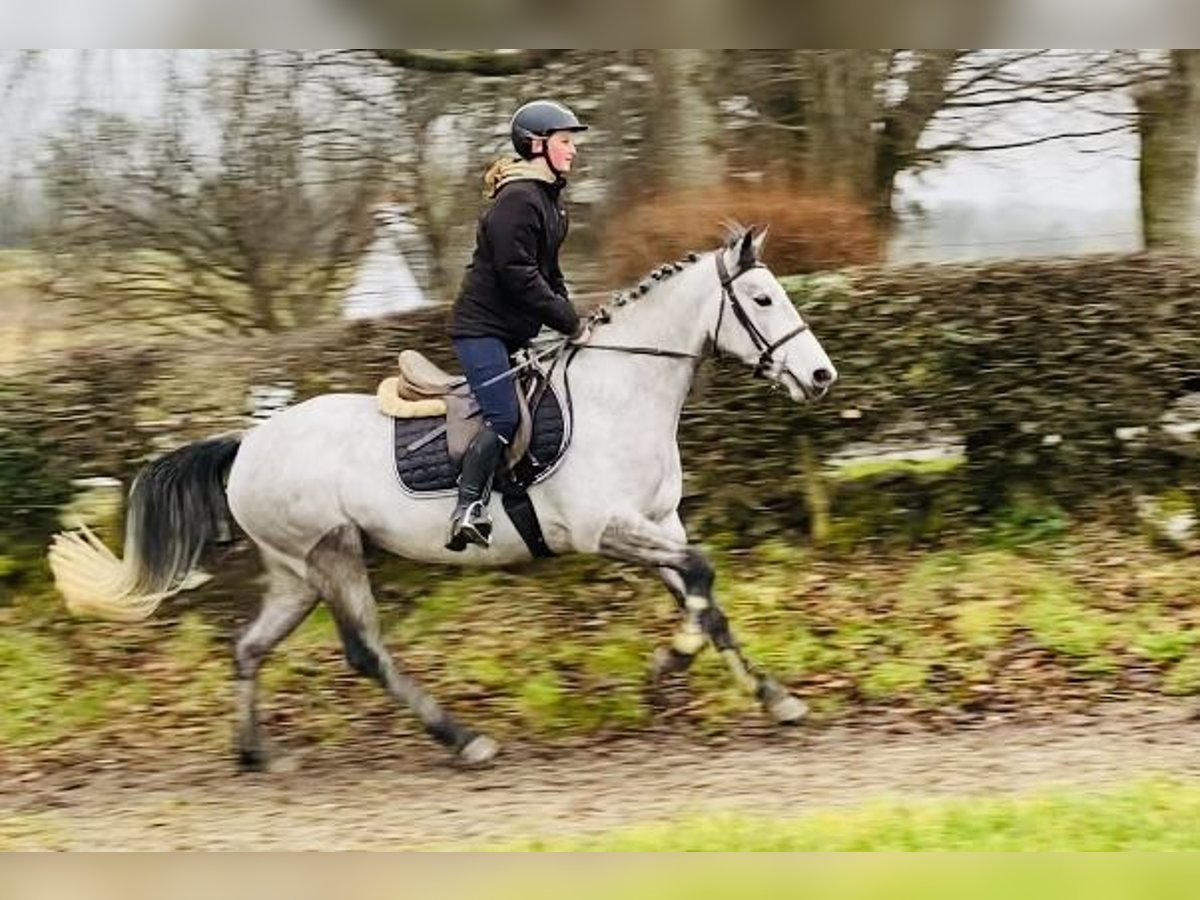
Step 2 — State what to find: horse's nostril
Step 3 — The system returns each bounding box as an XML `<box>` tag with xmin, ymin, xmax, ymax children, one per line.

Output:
<box><xmin>813</xmin><ymin>368</ymin><xmax>833</xmax><ymax>386</ymax></box>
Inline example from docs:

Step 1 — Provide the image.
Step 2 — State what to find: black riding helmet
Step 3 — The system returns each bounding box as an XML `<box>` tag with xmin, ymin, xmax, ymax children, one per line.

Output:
<box><xmin>510</xmin><ymin>100</ymin><xmax>589</xmax><ymax>160</ymax></box>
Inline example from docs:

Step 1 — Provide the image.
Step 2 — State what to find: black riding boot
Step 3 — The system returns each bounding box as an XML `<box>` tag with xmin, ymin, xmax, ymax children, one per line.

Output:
<box><xmin>446</xmin><ymin>425</ymin><xmax>506</xmax><ymax>551</ymax></box>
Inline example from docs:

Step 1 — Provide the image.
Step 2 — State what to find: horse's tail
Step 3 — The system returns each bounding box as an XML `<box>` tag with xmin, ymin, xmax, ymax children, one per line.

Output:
<box><xmin>48</xmin><ymin>434</ymin><xmax>242</xmax><ymax>623</ymax></box>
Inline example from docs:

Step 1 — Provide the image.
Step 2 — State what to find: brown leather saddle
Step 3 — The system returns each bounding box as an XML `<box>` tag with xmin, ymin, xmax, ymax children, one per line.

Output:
<box><xmin>378</xmin><ymin>350</ymin><xmax>539</xmax><ymax>468</ymax></box>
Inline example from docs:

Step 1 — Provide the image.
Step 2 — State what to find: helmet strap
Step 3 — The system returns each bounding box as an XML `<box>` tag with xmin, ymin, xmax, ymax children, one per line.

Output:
<box><xmin>533</xmin><ymin>135</ymin><xmax>565</xmax><ymax>177</ymax></box>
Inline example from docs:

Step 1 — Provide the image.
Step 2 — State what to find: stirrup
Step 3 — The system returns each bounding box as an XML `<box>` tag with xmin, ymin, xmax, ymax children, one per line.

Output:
<box><xmin>446</xmin><ymin>500</ymin><xmax>493</xmax><ymax>551</ymax></box>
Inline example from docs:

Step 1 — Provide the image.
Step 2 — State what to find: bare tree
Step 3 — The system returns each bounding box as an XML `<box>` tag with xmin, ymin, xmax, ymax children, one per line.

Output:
<box><xmin>367</xmin><ymin>49</ymin><xmax>1165</xmax><ymax>229</ymax></box>
<box><xmin>353</xmin><ymin>49</ymin><xmax>644</xmax><ymax>292</ymax></box>
<box><xmin>13</xmin><ymin>48</ymin><xmax>1190</xmax><ymax>318</ymax></box>
<box><xmin>39</xmin><ymin>51</ymin><xmax>388</xmax><ymax>335</ymax></box>
<box><xmin>725</xmin><ymin>50</ymin><xmax>1161</xmax><ymax>222</ymax></box>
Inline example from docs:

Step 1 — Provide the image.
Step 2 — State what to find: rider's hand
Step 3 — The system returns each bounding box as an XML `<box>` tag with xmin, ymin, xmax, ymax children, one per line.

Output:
<box><xmin>570</xmin><ymin>321</ymin><xmax>592</xmax><ymax>346</ymax></box>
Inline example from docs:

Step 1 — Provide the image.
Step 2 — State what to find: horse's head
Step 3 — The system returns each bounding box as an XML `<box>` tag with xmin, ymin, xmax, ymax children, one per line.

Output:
<box><xmin>710</xmin><ymin>225</ymin><xmax>837</xmax><ymax>402</ymax></box>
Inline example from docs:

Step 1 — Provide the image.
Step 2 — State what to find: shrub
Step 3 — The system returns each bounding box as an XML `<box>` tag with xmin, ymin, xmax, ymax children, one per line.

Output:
<box><xmin>598</xmin><ymin>183</ymin><xmax>881</xmax><ymax>287</ymax></box>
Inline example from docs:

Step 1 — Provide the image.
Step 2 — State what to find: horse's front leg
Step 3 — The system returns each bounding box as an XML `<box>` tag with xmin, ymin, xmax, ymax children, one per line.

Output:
<box><xmin>648</xmin><ymin>566</ymin><xmax>707</xmax><ymax>680</ymax></box>
<box><xmin>598</xmin><ymin>513</ymin><xmax>808</xmax><ymax>725</ymax></box>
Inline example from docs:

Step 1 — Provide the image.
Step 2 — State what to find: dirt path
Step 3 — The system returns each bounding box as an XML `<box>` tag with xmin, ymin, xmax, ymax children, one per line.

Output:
<box><xmin>3</xmin><ymin>701</ymin><xmax>1199</xmax><ymax>850</ymax></box>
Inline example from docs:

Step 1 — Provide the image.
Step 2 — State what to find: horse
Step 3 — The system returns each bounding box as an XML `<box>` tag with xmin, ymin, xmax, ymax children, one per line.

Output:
<box><xmin>49</xmin><ymin>224</ymin><xmax>838</xmax><ymax>770</ymax></box>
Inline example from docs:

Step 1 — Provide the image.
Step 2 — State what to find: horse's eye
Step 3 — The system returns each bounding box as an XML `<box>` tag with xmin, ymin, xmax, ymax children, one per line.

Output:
<box><xmin>753</xmin><ymin>294</ymin><xmax>773</xmax><ymax>307</ymax></box>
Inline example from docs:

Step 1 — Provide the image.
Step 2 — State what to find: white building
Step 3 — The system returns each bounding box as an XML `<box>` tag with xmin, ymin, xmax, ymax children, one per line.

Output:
<box><xmin>343</xmin><ymin>202</ymin><xmax>432</xmax><ymax>321</ymax></box>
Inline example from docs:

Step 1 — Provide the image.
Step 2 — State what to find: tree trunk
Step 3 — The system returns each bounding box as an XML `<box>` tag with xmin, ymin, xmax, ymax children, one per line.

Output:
<box><xmin>875</xmin><ymin>51</ymin><xmax>959</xmax><ymax>223</ymax></box>
<box><xmin>1137</xmin><ymin>50</ymin><xmax>1200</xmax><ymax>251</ymax></box>
<box><xmin>648</xmin><ymin>50</ymin><xmax>725</xmax><ymax>191</ymax></box>
<box><xmin>793</xmin><ymin>51</ymin><xmax>889</xmax><ymax>201</ymax></box>
<box><xmin>790</xmin><ymin>50</ymin><xmax>957</xmax><ymax>224</ymax></box>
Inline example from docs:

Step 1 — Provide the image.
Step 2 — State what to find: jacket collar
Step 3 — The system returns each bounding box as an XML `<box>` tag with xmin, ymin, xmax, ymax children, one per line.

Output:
<box><xmin>483</xmin><ymin>156</ymin><xmax>565</xmax><ymax>198</ymax></box>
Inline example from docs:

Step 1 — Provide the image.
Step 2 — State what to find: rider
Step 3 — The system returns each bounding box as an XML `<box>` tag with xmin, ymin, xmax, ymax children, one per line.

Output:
<box><xmin>446</xmin><ymin>99</ymin><xmax>590</xmax><ymax>551</ymax></box>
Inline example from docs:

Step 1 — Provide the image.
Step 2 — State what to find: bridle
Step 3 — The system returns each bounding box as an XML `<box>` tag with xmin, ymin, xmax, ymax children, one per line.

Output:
<box><xmin>712</xmin><ymin>254</ymin><xmax>809</xmax><ymax>379</ymax></box>
<box><xmin>582</xmin><ymin>253</ymin><xmax>811</xmax><ymax>381</ymax></box>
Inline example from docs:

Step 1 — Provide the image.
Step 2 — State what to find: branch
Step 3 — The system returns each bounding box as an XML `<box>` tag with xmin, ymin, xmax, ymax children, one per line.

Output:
<box><xmin>945</xmin><ymin>50</ymin><xmax>1160</xmax><ymax>102</ymax></box>
<box><xmin>369</xmin><ymin>49</ymin><xmax>566</xmax><ymax>76</ymax></box>
<box><xmin>941</xmin><ymin>50</ymin><xmax>1051</xmax><ymax>99</ymax></box>
<box><xmin>883</xmin><ymin>50</ymin><xmax>961</xmax><ymax>163</ymax></box>
<box><xmin>925</xmin><ymin>122</ymin><xmax>1130</xmax><ymax>155</ymax></box>
<box><xmin>942</xmin><ymin>90</ymin><xmax>1133</xmax><ymax>110</ymax></box>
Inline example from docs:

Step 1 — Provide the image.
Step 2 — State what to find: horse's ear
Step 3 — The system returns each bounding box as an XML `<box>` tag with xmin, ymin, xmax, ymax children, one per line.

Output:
<box><xmin>751</xmin><ymin>224</ymin><xmax>769</xmax><ymax>260</ymax></box>
<box><xmin>737</xmin><ymin>225</ymin><xmax>759</xmax><ymax>270</ymax></box>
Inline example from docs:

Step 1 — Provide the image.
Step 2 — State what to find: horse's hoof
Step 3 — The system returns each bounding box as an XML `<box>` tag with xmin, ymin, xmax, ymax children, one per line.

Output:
<box><xmin>765</xmin><ymin>692</ymin><xmax>809</xmax><ymax>725</ymax></box>
<box><xmin>238</xmin><ymin>746</ymin><xmax>269</xmax><ymax>773</ymax></box>
<box><xmin>648</xmin><ymin>646</ymin><xmax>691</xmax><ymax>681</ymax></box>
<box><xmin>238</xmin><ymin>738</ymin><xmax>299</xmax><ymax>774</ymax></box>
<box><xmin>458</xmin><ymin>735</ymin><xmax>500</xmax><ymax>767</ymax></box>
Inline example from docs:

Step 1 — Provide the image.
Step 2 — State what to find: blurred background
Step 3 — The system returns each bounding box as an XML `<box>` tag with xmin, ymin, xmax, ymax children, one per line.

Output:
<box><xmin>4</xmin><ymin>49</ymin><xmax>1200</xmax><ymax>850</ymax></box>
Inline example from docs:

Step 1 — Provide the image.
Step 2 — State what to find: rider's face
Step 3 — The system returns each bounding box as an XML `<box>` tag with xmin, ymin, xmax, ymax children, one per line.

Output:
<box><xmin>537</xmin><ymin>132</ymin><xmax>577</xmax><ymax>173</ymax></box>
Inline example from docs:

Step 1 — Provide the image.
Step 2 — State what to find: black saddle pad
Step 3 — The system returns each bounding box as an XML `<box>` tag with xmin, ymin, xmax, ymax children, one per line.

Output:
<box><xmin>392</xmin><ymin>385</ymin><xmax>567</xmax><ymax>494</ymax></box>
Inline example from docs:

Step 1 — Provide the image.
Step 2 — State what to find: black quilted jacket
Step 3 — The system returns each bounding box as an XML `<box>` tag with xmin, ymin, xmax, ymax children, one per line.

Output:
<box><xmin>450</xmin><ymin>177</ymin><xmax>581</xmax><ymax>349</ymax></box>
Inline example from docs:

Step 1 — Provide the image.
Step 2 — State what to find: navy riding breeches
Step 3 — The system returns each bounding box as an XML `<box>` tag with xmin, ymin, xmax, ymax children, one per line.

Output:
<box><xmin>453</xmin><ymin>336</ymin><xmax>520</xmax><ymax>443</ymax></box>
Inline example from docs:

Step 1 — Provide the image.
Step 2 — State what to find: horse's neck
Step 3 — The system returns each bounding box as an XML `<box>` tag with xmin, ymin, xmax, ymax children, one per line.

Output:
<box><xmin>565</xmin><ymin>259</ymin><xmax>715</xmax><ymax>432</ymax></box>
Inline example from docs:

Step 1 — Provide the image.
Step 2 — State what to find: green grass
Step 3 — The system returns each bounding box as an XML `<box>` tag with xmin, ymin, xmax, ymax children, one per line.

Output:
<box><xmin>6</xmin><ymin>525</ymin><xmax>1200</xmax><ymax>754</ymax></box>
<box><xmin>503</xmin><ymin>778</ymin><xmax>1200</xmax><ymax>851</ymax></box>
<box><xmin>860</xmin><ymin>657</ymin><xmax>930</xmax><ymax>699</ymax></box>
<box><xmin>8</xmin><ymin>779</ymin><xmax>1200</xmax><ymax>852</ymax></box>
<box><xmin>0</xmin><ymin>811</ymin><xmax>66</xmax><ymax>851</ymax></box>
<box><xmin>0</xmin><ymin>628</ymin><xmax>136</xmax><ymax>747</ymax></box>
<box><xmin>830</xmin><ymin>455</ymin><xmax>963</xmax><ymax>482</ymax></box>
<box><xmin>1164</xmin><ymin>657</ymin><xmax>1200</xmax><ymax>696</ymax></box>
<box><xmin>1023</xmin><ymin>585</ymin><xmax>1117</xmax><ymax>672</ymax></box>
<box><xmin>952</xmin><ymin>598</ymin><xmax>1011</xmax><ymax>650</ymax></box>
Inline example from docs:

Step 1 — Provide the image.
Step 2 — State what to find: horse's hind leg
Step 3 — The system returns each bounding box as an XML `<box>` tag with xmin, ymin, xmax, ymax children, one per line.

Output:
<box><xmin>306</xmin><ymin>525</ymin><xmax>497</xmax><ymax>766</ymax></box>
<box><xmin>234</xmin><ymin>556</ymin><xmax>318</xmax><ymax>771</ymax></box>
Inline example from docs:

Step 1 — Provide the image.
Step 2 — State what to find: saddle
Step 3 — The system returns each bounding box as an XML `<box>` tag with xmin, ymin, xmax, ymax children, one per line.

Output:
<box><xmin>380</xmin><ymin>350</ymin><xmax>567</xmax><ymax>558</ymax></box>
<box><xmin>377</xmin><ymin>349</ymin><xmax>536</xmax><ymax>467</ymax></box>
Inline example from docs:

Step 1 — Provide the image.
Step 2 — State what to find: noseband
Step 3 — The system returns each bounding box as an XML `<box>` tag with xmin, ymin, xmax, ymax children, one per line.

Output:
<box><xmin>713</xmin><ymin>254</ymin><xmax>809</xmax><ymax>378</ymax></box>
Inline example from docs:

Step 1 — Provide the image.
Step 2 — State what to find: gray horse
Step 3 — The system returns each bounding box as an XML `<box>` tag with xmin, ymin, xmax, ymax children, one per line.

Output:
<box><xmin>49</xmin><ymin>225</ymin><xmax>837</xmax><ymax>769</ymax></box>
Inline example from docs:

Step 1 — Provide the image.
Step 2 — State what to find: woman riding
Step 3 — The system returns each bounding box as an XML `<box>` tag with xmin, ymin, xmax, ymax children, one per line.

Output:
<box><xmin>446</xmin><ymin>99</ymin><xmax>590</xmax><ymax>551</ymax></box>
